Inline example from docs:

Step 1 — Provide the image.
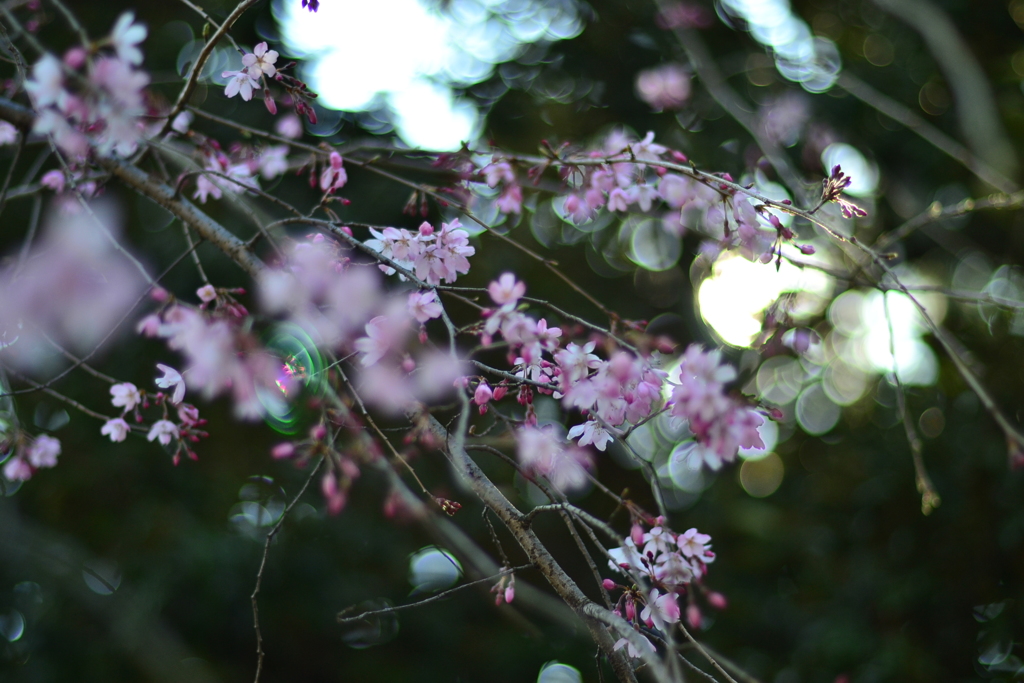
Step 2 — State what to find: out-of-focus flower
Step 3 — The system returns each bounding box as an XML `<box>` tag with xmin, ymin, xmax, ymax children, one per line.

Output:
<box><xmin>407</xmin><ymin>290</ymin><xmax>442</xmax><ymax>323</ymax></box>
<box><xmin>488</xmin><ymin>273</ymin><xmax>525</xmax><ymax>306</ymax></box>
<box><xmin>275</xmin><ymin>114</ymin><xmax>303</xmax><ymax>139</ymax></box>
<box><xmin>155</xmin><ymin>364</ymin><xmax>186</xmax><ymax>404</ymax></box>
<box><xmin>26</xmin><ymin>435</ymin><xmax>61</xmax><ymax>468</ymax></box>
<box><xmin>635</xmin><ymin>63</ymin><xmax>691</xmax><ymax>111</ymax></box>
<box><xmin>101</xmin><ymin>418</ymin><xmax>130</xmax><ymax>442</ymax></box>
<box><xmin>110</xmin><ymin>382</ymin><xmax>141</xmax><ymax>411</ymax></box>
<box><xmin>147</xmin><ymin>419</ymin><xmax>178</xmax><ymax>446</ymax></box>
<box><xmin>0</xmin><ymin>122</ymin><xmax>18</xmax><ymax>145</ymax></box>
<box><xmin>0</xmin><ymin>201</ymin><xmax>146</xmax><ymax>371</ymax></box>
<box><xmin>110</xmin><ymin>12</ymin><xmax>147</xmax><ymax>65</ymax></box>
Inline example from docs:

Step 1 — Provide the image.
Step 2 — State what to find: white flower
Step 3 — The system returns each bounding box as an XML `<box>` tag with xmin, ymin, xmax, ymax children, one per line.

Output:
<box><xmin>110</xmin><ymin>12</ymin><xmax>147</xmax><ymax>65</ymax></box>
<box><xmin>101</xmin><ymin>418</ymin><xmax>130</xmax><ymax>442</ymax></box>
<box><xmin>613</xmin><ymin>635</ymin><xmax>655</xmax><ymax>660</ymax></box>
<box><xmin>147</xmin><ymin>419</ymin><xmax>178</xmax><ymax>446</ymax></box>
<box><xmin>567</xmin><ymin>419</ymin><xmax>614</xmax><ymax>451</ymax></box>
<box><xmin>24</xmin><ymin>54</ymin><xmax>65</xmax><ymax>109</ymax></box>
<box><xmin>222</xmin><ymin>70</ymin><xmax>259</xmax><ymax>101</ymax></box>
<box><xmin>196</xmin><ymin>285</ymin><xmax>217</xmax><ymax>303</ymax></box>
<box><xmin>155</xmin><ymin>364</ymin><xmax>186</xmax><ymax>404</ymax></box>
<box><xmin>110</xmin><ymin>382</ymin><xmax>141</xmax><ymax>411</ymax></box>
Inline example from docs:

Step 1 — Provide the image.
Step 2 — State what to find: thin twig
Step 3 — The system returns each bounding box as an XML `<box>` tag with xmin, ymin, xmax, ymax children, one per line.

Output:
<box><xmin>252</xmin><ymin>456</ymin><xmax>325</xmax><ymax>683</ymax></box>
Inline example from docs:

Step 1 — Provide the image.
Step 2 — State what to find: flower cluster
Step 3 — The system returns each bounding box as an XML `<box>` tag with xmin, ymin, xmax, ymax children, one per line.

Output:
<box><xmin>365</xmin><ymin>219</ymin><xmax>475</xmax><ymax>286</ymax></box>
<box><xmin>2</xmin><ymin>434</ymin><xmax>61</xmax><ymax>482</ymax></box>
<box><xmin>669</xmin><ymin>345</ymin><xmax>765</xmax><ymax>470</ymax></box>
<box><xmin>604</xmin><ymin>520</ymin><xmax>725</xmax><ymax>657</ymax></box>
<box><xmin>26</xmin><ymin>13</ymin><xmax>149</xmax><ymax>157</ymax></box>
<box><xmin>821</xmin><ymin>164</ymin><xmax>867</xmax><ymax>219</ymax></box>
<box><xmin>139</xmin><ymin>286</ymin><xmax>290</xmax><ymax>421</ymax></box>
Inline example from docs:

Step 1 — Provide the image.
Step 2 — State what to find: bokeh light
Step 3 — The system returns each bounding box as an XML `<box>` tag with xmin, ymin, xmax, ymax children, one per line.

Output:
<box><xmin>277</xmin><ymin>0</ymin><xmax>583</xmax><ymax>148</ymax></box>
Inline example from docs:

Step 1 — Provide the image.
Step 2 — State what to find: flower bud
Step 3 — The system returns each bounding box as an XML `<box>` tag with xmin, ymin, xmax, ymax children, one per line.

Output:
<box><xmin>271</xmin><ymin>443</ymin><xmax>295</xmax><ymax>459</ymax></box>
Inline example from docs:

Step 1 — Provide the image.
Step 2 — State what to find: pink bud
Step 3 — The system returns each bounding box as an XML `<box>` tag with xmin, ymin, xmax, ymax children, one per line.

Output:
<box><xmin>474</xmin><ymin>381</ymin><xmax>493</xmax><ymax>406</ymax></box>
<box><xmin>402</xmin><ymin>357</ymin><xmax>416</xmax><ymax>372</ymax></box>
<box><xmin>631</xmin><ymin>523</ymin><xmax>645</xmax><ymax>546</ymax></box>
<box><xmin>311</xmin><ymin>424</ymin><xmax>327</xmax><ymax>441</ymax></box>
<box><xmin>492</xmin><ymin>385</ymin><xmax>507</xmax><ymax>401</ymax></box>
<box><xmin>418</xmin><ymin>221</ymin><xmax>434</xmax><ymax>237</ymax></box>
<box><xmin>625</xmin><ymin>600</ymin><xmax>636</xmax><ymax>621</ymax></box>
<box><xmin>264</xmin><ymin>95</ymin><xmax>277</xmax><ymax>115</ymax></box>
<box><xmin>504</xmin><ymin>583</ymin><xmax>515</xmax><ymax>603</ymax></box>
<box><xmin>329</xmin><ymin>151</ymin><xmax>343</xmax><ymax>170</ymax></box>
<box><xmin>602</xmin><ymin>579</ymin><xmax>616</xmax><ymax>590</ymax></box>
<box><xmin>150</xmin><ymin>287</ymin><xmax>169</xmax><ymax>302</ymax></box>
<box><xmin>271</xmin><ymin>443</ymin><xmax>295</xmax><ymax>459</ymax></box>
<box><xmin>707</xmin><ymin>592</ymin><xmax>728</xmax><ymax>610</ymax></box>
<box><xmin>686</xmin><ymin>604</ymin><xmax>702</xmax><ymax>630</ymax></box>
<box><xmin>340</xmin><ymin>226</ymin><xmax>353</xmax><ymax>236</ymax></box>
<box><xmin>799</xmin><ymin>244</ymin><xmax>816</xmax><ymax>255</ymax></box>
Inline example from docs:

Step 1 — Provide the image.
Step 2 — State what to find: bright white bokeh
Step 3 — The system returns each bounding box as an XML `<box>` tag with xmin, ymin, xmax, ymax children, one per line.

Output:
<box><xmin>697</xmin><ymin>251</ymin><xmax>834</xmax><ymax>347</ymax></box>
<box><xmin>276</xmin><ymin>0</ymin><xmax>581</xmax><ymax>149</ymax></box>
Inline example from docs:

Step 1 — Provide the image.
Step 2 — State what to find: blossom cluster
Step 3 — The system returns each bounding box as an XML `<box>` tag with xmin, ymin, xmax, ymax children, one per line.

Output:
<box><xmin>604</xmin><ymin>520</ymin><xmax>725</xmax><ymax>657</ymax></box>
<box><xmin>139</xmin><ymin>287</ymin><xmax>290</xmax><ymax>421</ymax></box>
<box><xmin>365</xmin><ymin>219</ymin><xmax>475</xmax><ymax>286</ymax></box>
<box><xmin>473</xmin><ymin>272</ymin><xmax>768</xmax><ymax>472</ymax></box>
<box><xmin>25</xmin><ymin>13</ymin><xmax>150</xmax><ymax>157</ymax></box>
<box><xmin>2</xmin><ymin>434</ymin><xmax>61</xmax><ymax>482</ymax></box>
<box><xmin>669</xmin><ymin>345</ymin><xmax>765</xmax><ymax>470</ymax></box>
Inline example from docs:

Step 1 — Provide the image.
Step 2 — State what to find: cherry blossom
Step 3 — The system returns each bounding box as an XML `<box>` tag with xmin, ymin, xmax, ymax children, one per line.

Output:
<box><xmin>354</xmin><ymin>313</ymin><xmax>409</xmax><ymax>367</ymax></box>
<box><xmin>3</xmin><ymin>456</ymin><xmax>33</xmax><ymax>482</ymax></box>
<box><xmin>110</xmin><ymin>382</ymin><xmax>142</xmax><ymax>411</ymax></box>
<box><xmin>407</xmin><ymin>290</ymin><xmax>442</xmax><ymax>323</ymax></box>
<box><xmin>110</xmin><ymin>12</ymin><xmax>147</xmax><ymax>65</ymax></box>
<box><xmin>155</xmin><ymin>364</ymin><xmax>186</xmax><ymax>404</ymax></box>
<box><xmin>635</xmin><ymin>63</ymin><xmax>691</xmax><ymax>111</ymax></box>
<box><xmin>222</xmin><ymin>70</ymin><xmax>260</xmax><ymax>101</ymax></box>
<box><xmin>196</xmin><ymin>285</ymin><xmax>217</xmax><ymax>304</ymax></box>
<box><xmin>488</xmin><ymin>273</ymin><xmax>526</xmax><ymax>306</ymax></box>
<box><xmin>147</xmin><ymin>419</ymin><xmax>178</xmax><ymax>446</ymax></box>
<box><xmin>613</xmin><ymin>636</ymin><xmax>656</xmax><ymax>660</ymax></box>
<box><xmin>101</xmin><ymin>418</ymin><xmax>131</xmax><ymax>442</ymax></box>
<box><xmin>242</xmin><ymin>42</ymin><xmax>279</xmax><ymax>79</ymax></box>
<box><xmin>640</xmin><ymin>589</ymin><xmax>681</xmax><ymax>630</ymax></box>
<box><xmin>516</xmin><ymin>425</ymin><xmax>594</xmax><ymax>493</ymax></box>
<box><xmin>567</xmin><ymin>419</ymin><xmax>614</xmax><ymax>451</ymax></box>
<box><xmin>26</xmin><ymin>435</ymin><xmax>61</xmax><ymax>468</ymax></box>
<box><xmin>319</xmin><ymin>152</ymin><xmax>347</xmax><ymax>192</ymax></box>
<box><xmin>25</xmin><ymin>54</ymin><xmax>64</xmax><ymax>109</ymax></box>
<box><xmin>0</xmin><ymin>122</ymin><xmax>17</xmax><ymax>145</ymax></box>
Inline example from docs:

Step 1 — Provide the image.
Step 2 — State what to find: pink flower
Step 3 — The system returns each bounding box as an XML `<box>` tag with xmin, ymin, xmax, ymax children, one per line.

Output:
<box><xmin>242</xmin><ymin>42</ymin><xmax>278</xmax><ymax>79</ymax></box>
<box><xmin>155</xmin><ymin>364</ymin><xmax>186</xmax><ymax>404</ymax></box>
<box><xmin>110</xmin><ymin>12</ymin><xmax>147</xmax><ymax>65</ymax></box>
<box><xmin>407</xmin><ymin>290</ymin><xmax>442</xmax><ymax>323</ymax></box>
<box><xmin>354</xmin><ymin>314</ymin><xmax>407</xmax><ymax>367</ymax></box>
<box><xmin>3</xmin><ymin>457</ymin><xmax>33</xmax><ymax>481</ymax></box>
<box><xmin>222</xmin><ymin>70</ymin><xmax>259</xmax><ymax>101</ymax></box>
<box><xmin>101</xmin><ymin>418</ymin><xmax>130</xmax><ymax>442</ymax></box>
<box><xmin>482</xmin><ymin>160</ymin><xmax>515</xmax><ymax>187</ymax></box>
<box><xmin>26</xmin><ymin>435</ymin><xmax>61</xmax><ymax>468</ymax></box>
<box><xmin>110</xmin><ymin>382</ymin><xmax>142</xmax><ymax>411</ymax></box>
<box><xmin>488</xmin><ymin>273</ymin><xmax>526</xmax><ymax>306</ymax></box>
<box><xmin>196</xmin><ymin>285</ymin><xmax>217</xmax><ymax>303</ymax></box>
<box><xmin>640</xmin><ymin>589</ymin><xmax>681</xmax><ymax>629</ymax></box>
<box><xmin>319</xmin><ymin>152</ymin><xmax>347</xmax><ymax>192</ymax></box>
<box><xmin>635</xmin><ymin>63</ymin><xmax>691</xmax><ymax>111</ymax></box>
<box><xmin>677</xmin><ymin>528</ymin><xmax>712</xmax><ymax>559</ymax></box>
<box><xmin>147</xmin><ymin>419</ymin><xmax>178</xmax><ymax>446</ymax></box>
<box><xmin>40</xmin><ymin>169</ymin><xmax>65</xmax><ymax>192</ymax></box>
<box><xmin>275</xmin><ymin>114</ymin><xmax>303</xmax><ymax>139</ymax></box>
